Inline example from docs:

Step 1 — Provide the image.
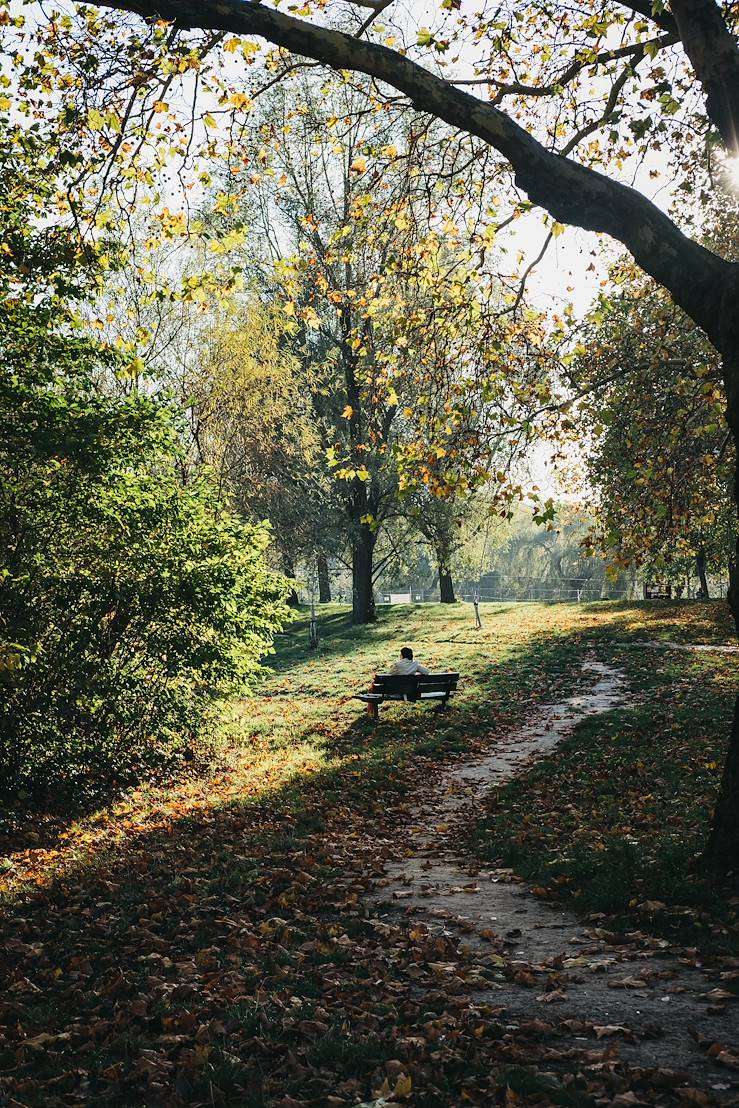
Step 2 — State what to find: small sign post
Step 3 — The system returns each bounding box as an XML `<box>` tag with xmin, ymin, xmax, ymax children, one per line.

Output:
<box><xmin>309</xmin><ymin>591</ymin><xmax>319</xmax><ymax>651</ymax></box>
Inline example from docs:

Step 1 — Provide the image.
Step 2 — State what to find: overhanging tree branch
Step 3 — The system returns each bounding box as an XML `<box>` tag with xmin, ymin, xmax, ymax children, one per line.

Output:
<box><xmin>617</xmin><ymin>0</ymin><xmax>678</xmax><ymax>35</ymax></box>
<box><xmin>93</xmin><ymin>0</ymin><xmax>732</xmax><ymax>347</ymax></box>
<box><xmin>670</xmin><ymin>0</ymin><xmax>739</xmax><ymax>151</ymax></box>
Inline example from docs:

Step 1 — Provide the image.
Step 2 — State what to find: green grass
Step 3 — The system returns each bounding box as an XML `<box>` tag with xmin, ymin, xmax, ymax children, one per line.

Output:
<box><xmin>2</xmin><ymin>598</ymin><xmax>738</xmax><ymax>1105</ymax></box>
<box><xmin>469</xmin><ymin>616</ymin><xmax>739</xmax><ymax>951</ymax></box>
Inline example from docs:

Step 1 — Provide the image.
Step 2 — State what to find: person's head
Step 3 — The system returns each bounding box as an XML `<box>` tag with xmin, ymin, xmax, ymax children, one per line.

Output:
<box><xmin>400</xmin><ymin>646</ymin><xmax>413</xmax><ymax>660</ymax></box>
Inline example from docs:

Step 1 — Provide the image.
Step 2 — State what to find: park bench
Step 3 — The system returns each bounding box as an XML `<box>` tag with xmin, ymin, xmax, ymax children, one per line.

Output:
<box><xmin>644</xmin><ymin>582</ymin><xmax>673</xmax><ymax>600</ymax></box>
<box><xmin>355</xmin><ymin>671</ymin><xmax>459</xmax><ymax>719</ymax></box>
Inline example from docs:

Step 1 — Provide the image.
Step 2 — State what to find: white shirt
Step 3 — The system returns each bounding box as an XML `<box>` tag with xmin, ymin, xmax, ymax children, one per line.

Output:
<box><xmin>389</xmin><ymin>658</ymin><xmax>429</xmax><ymax>676</ymax></box>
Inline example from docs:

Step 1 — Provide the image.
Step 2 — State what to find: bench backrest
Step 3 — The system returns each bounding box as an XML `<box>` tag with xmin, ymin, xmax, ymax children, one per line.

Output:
<box><xmin>373</xmin><ymin>671</ymin><xmax>459</xmax><ymax>702</ymax></box>
<box><xmin>418</xmin><ymin>672</ymin><xmax>459</xmax><ymax>697</ymax></box>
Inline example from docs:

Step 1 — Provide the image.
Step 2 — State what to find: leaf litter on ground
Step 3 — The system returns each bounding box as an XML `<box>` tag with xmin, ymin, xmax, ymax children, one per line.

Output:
<box><xmin>2</xmin><ymin>600</ymin><xmax>739</xmax><ymax>1106</ymax></box>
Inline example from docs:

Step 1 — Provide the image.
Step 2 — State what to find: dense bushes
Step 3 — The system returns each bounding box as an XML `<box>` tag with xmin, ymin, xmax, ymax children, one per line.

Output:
<box><xmin>0</xmin><ymin>305</ymin><xmax>291</xmax><ymax>807</ymax></box>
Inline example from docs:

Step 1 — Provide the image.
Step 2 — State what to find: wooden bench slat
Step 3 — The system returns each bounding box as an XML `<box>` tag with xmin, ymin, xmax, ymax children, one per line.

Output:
<box><xmin>355</xmin><ymin>670</ymin><xmax>459</xmax><ymax>717</ymax></box>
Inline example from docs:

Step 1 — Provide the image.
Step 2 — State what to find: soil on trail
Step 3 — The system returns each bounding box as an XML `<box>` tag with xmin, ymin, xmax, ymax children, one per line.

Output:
<box><xmin>373</xmin><ymin>660</ymin><xmax>739</xmax><ymax>1104</ymax></box>
<box><xmin>623</xmin><ymin>642</ymin><xmax>739</xmax><ymax>655</ymax></box>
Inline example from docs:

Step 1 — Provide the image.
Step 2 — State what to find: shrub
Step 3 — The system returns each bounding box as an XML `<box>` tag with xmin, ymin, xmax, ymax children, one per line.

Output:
<box><xmin>0</xmin><ymin>306</ymin><xmax>291</xmax><ymax>806</ymax></box>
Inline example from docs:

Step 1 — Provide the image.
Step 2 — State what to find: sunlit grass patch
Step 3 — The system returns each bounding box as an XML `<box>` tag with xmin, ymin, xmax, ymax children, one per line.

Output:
<box><xmin>3</xmin><ymin>599</ymin><xmax>734</xmax><ymax>901</ymax></box>
<box><xmin>2</xmin><ymin>599</ymin><xmax>737</xmax><ymax>1105</ymax></box>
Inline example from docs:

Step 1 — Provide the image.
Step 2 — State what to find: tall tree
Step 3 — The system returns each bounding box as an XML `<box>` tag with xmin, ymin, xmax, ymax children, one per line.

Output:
<box><xmin>184</xmin><ymin>297</ymin><xmax>342</xmax><ymax>585</ymax></box>
<box><xmin>410</xmin><ymin>491</ymin><xmax>469</xmax><ymax>604</ymax></box>
<box><xmin>570</xmin><ymin>263</ymin><xmax>735</xmax><ymax>590</ymax></box>
<box><xmin>229</xmin><ymin>75</ymin><xmax>544</xmax><ymax>620</ymax></box>
<box><xmin>10</xmin><ymin>0</ymin><xmax>739</xmax><ymax>857</ymax></box>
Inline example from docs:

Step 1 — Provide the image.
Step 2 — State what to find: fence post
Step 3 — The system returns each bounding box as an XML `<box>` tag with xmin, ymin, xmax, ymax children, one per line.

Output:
<box><xmin>473</xmin><ymin>590</ymin><xmax>482</xmax><ymax>629</ymax></box>
<box><xmin>309</xmin><ymin>596</ymin><xmax>319</xmax><ymax>651</ymax></box>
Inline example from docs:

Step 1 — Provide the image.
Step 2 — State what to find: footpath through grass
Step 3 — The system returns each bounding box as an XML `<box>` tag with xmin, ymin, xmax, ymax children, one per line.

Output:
<box><xmin>470</xmin><ymin>602</ymin><xmax>739</xmax><ymax>953</ymax></box>
<box><xmin>1</xmin><ymin>599</ymin><xmax>737</xmax><ymax>1106</ymax></box>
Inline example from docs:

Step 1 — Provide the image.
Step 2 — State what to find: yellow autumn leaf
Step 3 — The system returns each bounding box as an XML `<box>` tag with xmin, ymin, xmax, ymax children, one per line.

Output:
<box><xmin>342</xmin><ymin>404</ymin><xmax>353</xmax><ymax>419</ymax></box>
<box><xmin>350</xmin><ymin>157</ymin><xmax>367</xmax><ymax>174</ymax></box>
<box><xmin>152</xmin><ymin>100</ymin><xmax>168</xmax><ymax>114</ymax></box>
<box><xmin>229</xmin><ymin>92</ymin><xmax>254</xmax><ymax>110</ymax></box>
<box><xmin>393</xmin><ymin>1072</ymin><xmax>413</xmax><ymax>1098</ymax></box>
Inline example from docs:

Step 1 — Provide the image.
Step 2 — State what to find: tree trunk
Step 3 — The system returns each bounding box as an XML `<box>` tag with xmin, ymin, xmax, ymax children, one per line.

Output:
<box><xmin>696</xmin><ymin>546</ymin><xmax>710</xmax><ymax>599</ymax></box>
<box><xmin>282</xmin><ymin>553</ymin><xmax>300</xmax><ymax>609</ymax></box>
<box><xmin>706</xmin><ymin>322</ymin><xmax>739</xmax><ymax>869</ymax></box>
<box><xmin>706</xmin><ymin>631</ymin><xmax>739</xmax><ymax>869</ymax></box>
<box><xmin>352</xmin><ymin>524</ymin><xmax>376</xmax><ymax>624</ymax></box>
<box><xmin>439</xmin><ymin>562</ymin><xmax>456</xmax><ymax>604</ymax></box>
<box><xmin>317</xmin><ymin>554</ymin><xmax>332</xmax><ymax>603</ymax></box>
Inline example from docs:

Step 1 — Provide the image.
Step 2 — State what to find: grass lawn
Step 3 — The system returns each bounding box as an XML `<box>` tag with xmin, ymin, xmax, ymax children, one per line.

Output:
<box><xmin>1</xmin><ymin>599</ymin><xmax>737</xmax><ymax>1106</ymax></box>
<box><xmin>467</xmin><ymin>603</ymin><xmax>739</xmax><ymax>952</ymax></box>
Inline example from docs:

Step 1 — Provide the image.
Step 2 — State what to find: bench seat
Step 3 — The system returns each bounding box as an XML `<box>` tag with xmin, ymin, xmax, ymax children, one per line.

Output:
<box><xmin>355</xmin><ymin>672</ymin><xmax>459</xmax><ymax>717</ymax></box>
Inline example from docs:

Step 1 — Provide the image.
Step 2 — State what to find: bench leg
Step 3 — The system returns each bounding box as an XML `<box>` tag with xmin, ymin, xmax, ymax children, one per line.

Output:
<box><xmin>366</xmin><ymin>701</ymin><xmax>379</xmax><ymax>720</ymax></box>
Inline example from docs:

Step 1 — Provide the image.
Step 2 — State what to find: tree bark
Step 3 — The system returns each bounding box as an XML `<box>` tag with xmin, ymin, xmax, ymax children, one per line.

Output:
<box><xmin>352</xmin><ymin>523</ymin><xmax>376</xmax><ymax>624</ymax></box>
<box><xmin>439</xmin><ymin>563</ymin><xmax>456</xmax><ymax>604</ymax></box>
<box><xmin>706</xmin><ymin>293</ymin><xmax>739</xmax><ymax>869</ymax></box>
<box><xmin>317</xmin><ymin>554</ymin><xmax>332</xmax><ymax>603</ymax></box>
<box><xmin>670</xmin><ymin>0</ymin><xmax>739</xmax><ymax>153</ymax></box>
<box><xmin>282</xmin><ymin>553</ymin><xmax>300</xmax><ymax>609</ymax></box>
<box><xmin>696</xmin><ymin>546</ymin><xmax>710</xmax><ymax>599</ymax></box>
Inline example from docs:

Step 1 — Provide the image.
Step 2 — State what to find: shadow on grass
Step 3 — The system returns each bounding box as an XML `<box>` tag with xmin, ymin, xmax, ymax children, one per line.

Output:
<box><xmin>0</xmin><ymin>610</ymin><xmax>624</xmax><ymax>1105</ymax></box>
<box><xmin>1</xmin><ymin>602</ymin><xmax>737</xmax><ymax>1104</ymax></box>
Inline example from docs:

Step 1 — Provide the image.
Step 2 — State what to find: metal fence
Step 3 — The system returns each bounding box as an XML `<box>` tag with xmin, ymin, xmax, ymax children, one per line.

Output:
<box><xmin>379</xmin><ymin>574</ymin><xmax>729</xmax><ymax>605</ymax></box>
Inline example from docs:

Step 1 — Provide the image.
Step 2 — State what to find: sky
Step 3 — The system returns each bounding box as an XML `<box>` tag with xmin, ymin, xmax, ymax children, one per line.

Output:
<box><xmin>388</xmin><ymin>0</ymin><xmax>682</xmax><ymax>318</ymax></box>
<box><xmin>8</xmin><ymin>0</ymin><xmax>687</xmax><ymax>503</ymax></box>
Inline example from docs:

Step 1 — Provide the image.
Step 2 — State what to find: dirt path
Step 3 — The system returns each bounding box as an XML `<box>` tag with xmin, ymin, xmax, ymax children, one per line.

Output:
<box><xmin>373</xmin><ymin>660</ymin><xmax>739</xmax><ymax>1104</ymax></box>
<box><xmin>622</xmin><ymin>642</ymin><xmax>739</xmax><ymax>655</ymax></box>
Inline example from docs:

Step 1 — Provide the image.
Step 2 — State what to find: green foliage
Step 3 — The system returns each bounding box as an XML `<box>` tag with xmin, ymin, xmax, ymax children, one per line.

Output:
<box><xmin>0</xmin><ymin>116</ymin><xmax>290</xmax><ymax>809</ymax></box>
<box><xmin>569</xmin><ymin>262</ymin><xmax>735</xmax><ymax>578</ymax></box>
<box><xmin>0</xmin><ymin>304</ymin><xmax>291</xmax><ymax>806</ymax></box>
<box><xmin>187</xmin><ymin>297</ymin><xmax>343</xmax><ymax>573</ymax></box>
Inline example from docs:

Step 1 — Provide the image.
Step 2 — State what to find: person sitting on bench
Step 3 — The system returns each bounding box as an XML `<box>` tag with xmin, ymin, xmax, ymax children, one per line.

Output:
<box><xmin>389</xmin><ymin>646</ymin><xmax>429</xmax><ymax>676</ymax></box>
<box><xmin>366</xmin><ymin>647</ymin><xmax>428</xmax><ymax>714</ymax></box>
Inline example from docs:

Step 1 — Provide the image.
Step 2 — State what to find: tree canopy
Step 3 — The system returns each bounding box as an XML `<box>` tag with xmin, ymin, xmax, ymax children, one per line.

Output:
<box><xmin>5</xmin><ymin>0</ymin><xmax>739</xmax><ymax>857</ymax></box>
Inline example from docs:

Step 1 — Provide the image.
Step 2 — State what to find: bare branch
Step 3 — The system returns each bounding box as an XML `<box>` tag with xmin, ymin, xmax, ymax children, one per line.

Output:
<box><xmin>83</xmin><ymin>0</ymin><xmax>732</xmax><ymax>346</ymax></box>
<box><xmin>452</xmin><ymin>33</ymin><xmax>677</xmax><ymax>97</ymax></box>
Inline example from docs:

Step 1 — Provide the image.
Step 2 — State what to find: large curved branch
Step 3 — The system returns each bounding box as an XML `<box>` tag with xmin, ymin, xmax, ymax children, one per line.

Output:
<box><xmin>670</xmin><ymin>0</ymin><xmax>739</xmax><ymax>151</ymax></box>
<box><xmin>92</xmin><ymin>0</ymin><xmax>731</xmax><ymax>347</ymax></box>
<box><xmin>617</xmin><ymin>0</ymin><xmax>677</xmax><ymax>35</ymax></box>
